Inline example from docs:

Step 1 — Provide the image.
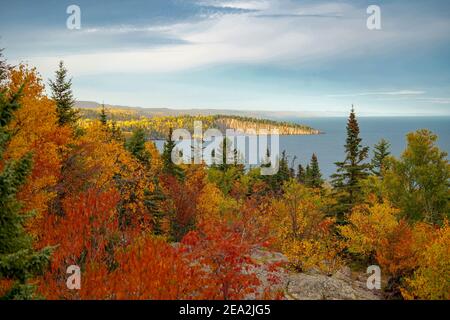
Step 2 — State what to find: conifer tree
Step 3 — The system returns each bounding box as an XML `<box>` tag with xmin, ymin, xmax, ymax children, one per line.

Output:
<box><xmin>162</xmin><ymin>128</ymin><xmax>184</xmax><ymax>180</ymax></box>
<box><xmin>99</xmin><ymin>103</ymin><xmax>107</xmax><ymax>126</ymax></box>
<box><xmin>0</xmin><ymin>80</ymin><xmax>52</xmax><ymax>299</ymax></box>
<box><xmin>110</xmin><ymin>118</ymin><xmax>124</xmax><ymax>142</ymax></box>
<box><xmin>214</xmin><ymin>137</ymin><xmax>244</xmax><ymax>173</ymax></box>
<box><xmin>49</xmin><ymin>61</ymin><xmax>78</xmax><ymax>126</ymax></box>
<box><xmin>278</xmin><ymin>150</ymin><xmax>291</xmax><ymax>181</ymax></box>
<box><xmin>304</xmin><ymin>164</ymin><xmax>311</xmax><ymax>184</ymax></box>
<box><xmin>126</xmin><ymin>128</ymin><xmax>151</xmax><ymax>166</ymax></box>
<box><xmin>297</xmin><ymin>164</ymin><xmax>306</xmax><ymax>183</ymax></box>
<box><xmin>306</xmin><ymin>153</ymin><xmax>323</xmax><ymax>188</ymax></box>
<box><xmin>266</xmin><ymin>150</ymin><xmax>290</xmax><ymax>193</ymax></box>
<box><xmin>330</xmin><ymin>106</ymin><xmax>370</xmax><ymax>218</ymax></box>
<box><xmin>371</xmin><ymin>138</ymin><xmax>391</xmax><ymax>177</ymax></box>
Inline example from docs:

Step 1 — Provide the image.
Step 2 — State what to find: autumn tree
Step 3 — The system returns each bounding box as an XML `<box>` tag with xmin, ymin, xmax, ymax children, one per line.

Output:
<box><xmin>383</xmin><ymin>129</ymin><xmax>449</xmax><ymax>224</ymax></box>
<box><xmin>182</xmin><ymin>218</ymin><xmax>283</xmax><ymax>299</ymax></box>
<box><xmin>403</xmin><ymin>222</ymin><xmax>450</xmax><ymax>300</ymax></box>
<box><xmin>331</xmin><ymin>107</ymin><xmax>370</xmax><ymax>219</ymax></box>
<box><xmin>339</xmin><ymin>201</ymin><xmax>400</xmax><ymax>262</ymax></box>
<box><xmin>37</xmin><ymin>188</ymin><xmax>122</xmax><ymax>299</ymax></box>
<box><xmin>270</xmin><ymin>179</ymin><xmax>342</xmax><ymax>274</ymax></box>
<box><xmin>6</xmin><ymin>65</ymin><xmax>72</xmax><ymax>215</ymax></box>
<box><xmin>49</xmin><ymin>61</ymin><xmax>78</xmax><ymax>127</ymax></box>
<box><xmin>371</xmin><ymin>138</ymin><xmax>390</xmax><ymax>177</ymax></box>
<box><xmin>0</xmin><ymin>76</ymin><xmax>52</xmax><ymax>299</ymax></box>
<box><xmin>339</xmin><ymin>198</ymin><xmax>437</xmax><ymax>297</ymax></box>
<box><xmin>162</xmin><ymin>166</ymin><xmax>206</xmax><ymax>241</ymax></box>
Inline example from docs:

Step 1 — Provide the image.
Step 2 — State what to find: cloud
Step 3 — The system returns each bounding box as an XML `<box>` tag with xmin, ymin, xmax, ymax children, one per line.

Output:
<box><xmin>416</xmin><ymin>97</ymin><xmax>450</xmax><ymax>104</ymax></box>
<box><xmin>196</xmin><ymin>0</ymin><xmax>270</xmax><ymax>11</ymax></box>
<box><xmin>10</xmin><ymin>0</ymin><xmax>450</xmax><ymax>78</ymax></box>
<box><xmin>327</xmin><ymin>90</ymin><xmax>426</xmax><ymax>98</ymax></box>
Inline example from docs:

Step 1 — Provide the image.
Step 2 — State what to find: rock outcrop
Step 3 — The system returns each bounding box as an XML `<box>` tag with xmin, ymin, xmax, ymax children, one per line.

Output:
<box><xmin>251</xmin><ymin>249</ymin><xmax>381</xmax><ymax>300</ymax></box>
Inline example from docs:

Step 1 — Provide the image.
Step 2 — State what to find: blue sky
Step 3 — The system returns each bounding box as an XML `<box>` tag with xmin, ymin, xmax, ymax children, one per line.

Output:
<box><xmin>1</xmin><ymin>0</ymin><xmax>450</xmax><ymax>115</ymax></box>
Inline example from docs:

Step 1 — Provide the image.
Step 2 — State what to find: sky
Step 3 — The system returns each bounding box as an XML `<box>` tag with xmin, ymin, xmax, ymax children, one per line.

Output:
<box><xmin>1</xmin><ymin>0</ymin><xmax>450</xmax><ymax>116</ymax></box>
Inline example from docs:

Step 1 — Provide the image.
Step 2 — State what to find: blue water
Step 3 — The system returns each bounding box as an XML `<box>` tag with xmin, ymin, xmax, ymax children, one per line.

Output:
<box><xmin>282</xmin><ymin>117</ymin><xmax>450</xmax><ymax>178</ymax></box>
<box><xmin>154</xmin><ymin>117</ymin><xmax>450</xmax><ymax>179</ymax></box>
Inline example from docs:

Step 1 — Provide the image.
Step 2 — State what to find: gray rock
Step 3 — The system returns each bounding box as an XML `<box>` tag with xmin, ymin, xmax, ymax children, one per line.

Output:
<box><xmin>286</xmin><ymin>272</ymin><xmax>380</xmax><ymax>300</ymax></box>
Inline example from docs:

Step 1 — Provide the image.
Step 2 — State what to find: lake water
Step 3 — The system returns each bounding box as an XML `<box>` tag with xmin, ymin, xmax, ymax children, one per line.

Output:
<box><xmin>154</xmin><ymin>116</ymin><xmax>450</xmax><ymax>179</ymax></box>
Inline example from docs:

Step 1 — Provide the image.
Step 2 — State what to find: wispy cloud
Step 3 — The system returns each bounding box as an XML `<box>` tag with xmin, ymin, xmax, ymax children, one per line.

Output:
<box><xmin>327</xmin><ymin>90</ymin><xmax>426</xmax><ymax>98</ymax></box>
<box><xmin>196</xmin><ymin>0</ymin><xmax>270</xmax><ymax>11</ymax></box>
<box><xmin>10</xmin><ymin>0</ymin><xmax>450</xmax><ymax>78</ymax></box>
<box><xmin>416</xmin><ymin>97</ymin><xmax>450</xmax><ymax>104</ymax></box>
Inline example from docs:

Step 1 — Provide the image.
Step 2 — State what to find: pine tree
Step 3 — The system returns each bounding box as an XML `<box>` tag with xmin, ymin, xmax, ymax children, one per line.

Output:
<box><xmin>126</xmin><ymin>128</ymin><xmax>151</xmax><ymax>166</ymax></box>
<box><xmin>0</xmin><ymin>82</ymin><xmax>52</xmax><ymax>299</ymax></box>
<box><xmin>214</xmin><ymin>137</ymin><xmax>244</xmax><ymax>173</ymax></box>
<box><xmin>267</xmin><ymin>150</ymin><xmax>290</xmax><ymax>193</ymax></box>
<box><xmin>162</xmin><ymin>128</ymin><xmax>184</xmax><ymax>180</ymax></box>
<box><xmin>306</xmin><ymin>153</ymin><xmax>323</xmax><ymax>188</ymax></box>
<box><xmin>144</xmin><ymin>181</ymin><xmax>166</xmax><ymax>235</ymax></box>
<box><xmin>279</xmin><ymin>151</ymin><xmax>291</xmax><ymax>180</ymax></box>
<box><xmin>99</xmin><ymin>103</ymin><xmax>107</xmax><ymax>126</ymax></box>
<box><xmin>371</xmin><ymin>138</ymin><xmax>390</xmax><ymax>177</ymax></box>
<box><xmin>110</xmin><ymin>118</ymin><xmax>124</xmax><ymax>142</ymax></box>
<box><xmin>297</xmin><ymin>164</ymin><xmax>306</xmax><ymax>183</ymax></box>
<box><xmin>304</xmin><ymin>164</ymin><xmax>311</xmax><ymax>185</ymax></box>
<box><xmin>49</xmin><ymin>61</ymin><xmax>78</xmax><ymax>126</ymax></box>
<box><xmin>330</xmin><ymin>106</ymin><xmax>371</xmax><ymax>218</ymax></box>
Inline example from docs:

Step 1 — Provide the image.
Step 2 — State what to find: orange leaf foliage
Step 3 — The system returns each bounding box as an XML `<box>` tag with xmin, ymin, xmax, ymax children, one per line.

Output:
<box><xmin>6</xmin><ymin>64</ymin><xmax>71</xmax><ymax>215</ymax></box>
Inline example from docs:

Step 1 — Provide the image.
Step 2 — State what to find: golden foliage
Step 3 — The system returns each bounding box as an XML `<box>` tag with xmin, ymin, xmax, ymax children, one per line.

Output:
<box><xmin>5</xmin><ymin>65</ymin><xmax>71</xmax><ymax>214</ymax></box>
<box><xmin>270</xmin><ymin>180</ymin><xmax>344</xmax><ymax>274</ymax></box>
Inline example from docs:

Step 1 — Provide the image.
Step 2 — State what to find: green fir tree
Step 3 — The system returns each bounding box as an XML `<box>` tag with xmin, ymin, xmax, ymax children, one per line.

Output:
<box><xmin>330</xmin><ymin>106</ymin><xmax>371</xmax><ymax>219</ymax></box>
<box><xmin>0</xmin><ymin>81</ymin><xmax>52</xmax><ymax>299</ymax></box>
<box><xmin>49</xmin><ymin>61</ymin><xmax>78</xmax><ymax>127</ymax></box>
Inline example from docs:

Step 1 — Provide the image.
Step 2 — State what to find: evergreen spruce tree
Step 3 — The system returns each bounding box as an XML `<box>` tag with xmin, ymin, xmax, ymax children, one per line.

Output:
<box><xmin>0</xmin><ymin>82</ymin><xmax>52</xmax><ymax>299</ymax></box>
<box><xmin>99</xmin><ymin>103</ymin><xmax>107</xmax><ymax>126</ymax></box>
<box><xmin>49</xmin><ymin>61</ymin><xmax>78</xmax><ymax>126</ymax></box>
<box><xmin>266</xmin><ymin>150</ymin><xmax>290</xmax><ymax>193</ymax></box>
<box><xmin>371</xmin><ymin>138</ymin><xmax>391</xmax><ymax>177</ymax></box>
<box><xmin>144</xmin><ymin>180</ymin><xmax>166</xmax><ymax>235</ymax></box>
<box><xmin>215</xmin><ymin>137</ymin><xmax>232</xmax><ymax>172</ymax></box>
<box><xmin>330</xmin><ymin>106</ymin><xmax>371</xmax><ymax>218</ymax></box>
<box><xmin>278</xmin><ymin>150</ymin><xmax>291</xmax><ymax>182</ymax></box>
<box><xmin>304</xmin><ymin>164</ymin><xmax>312</xmax><ymax>185</ymax></box>
<box><xmin>125</xmin><ymin>129</ymin><xmax>166</xmax><ymax>235</ymax></box>
<box><xmin>297</xmin><ymin>164</ymin><xmax>306</xmax><ymax>183</ymax></box>
<box><xmin>125</xmin><ymin>128</ymin><xmax>151</xmax><ymax>166</ymax></box>
<box><xmin>110</xmin><ymin>118</ymin><xmax>124</xmax><ymax>142</ymax></box>
<box><xmin>162</xmin><ymin>128</ymin><xmax>184</xmax><ymax>180</ymax></box>
<box><xmin>306</xmin><ymin>153</ymin><xmax>323</xmax><ymax>188</ymax></box>
<box><xmin>214</xmin><ymin>137</ymin><xmax>244</xmax><ymax>173</ymax></box>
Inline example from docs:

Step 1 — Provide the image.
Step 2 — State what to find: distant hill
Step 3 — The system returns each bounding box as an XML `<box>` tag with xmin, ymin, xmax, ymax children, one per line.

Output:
<box><xmin>75</xmin><ymin>101</ymin><xmax>330</xmax><ymax>120</ymax></box>
<box><xmin>76</xmin><ymin>101</ymin><xmax>322</xmax><ymax>138</ymax></box>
